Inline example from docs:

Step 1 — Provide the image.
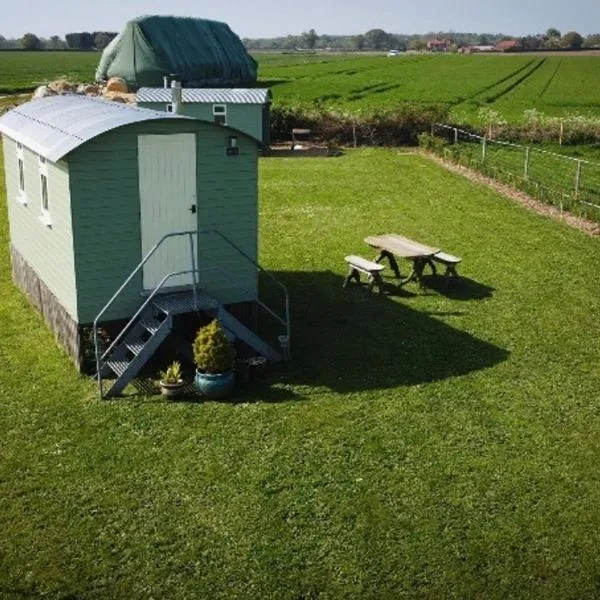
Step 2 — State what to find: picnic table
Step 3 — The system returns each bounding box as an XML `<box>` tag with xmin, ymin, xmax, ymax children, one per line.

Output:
<box><xmin>364</xmin><ymin>234</ymin><xmax>440</xmax><ymax>287</ymax></box>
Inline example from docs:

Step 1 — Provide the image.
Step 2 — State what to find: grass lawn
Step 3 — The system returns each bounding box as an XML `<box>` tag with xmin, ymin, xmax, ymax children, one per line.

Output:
<box><xmin>2</xmin><ymin>148</ymin><xmax>600</xmax><ymax>598</ymax></box>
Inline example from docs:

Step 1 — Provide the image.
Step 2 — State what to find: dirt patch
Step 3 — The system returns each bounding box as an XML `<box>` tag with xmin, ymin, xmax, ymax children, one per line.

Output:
<box><xmin>421</xmin><ymin>150</ymin><xmax>600</xmax><ymax>237</ymax></box>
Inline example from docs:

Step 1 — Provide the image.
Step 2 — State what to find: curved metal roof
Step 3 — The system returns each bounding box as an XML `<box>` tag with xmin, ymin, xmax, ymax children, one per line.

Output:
<box><xmin>136</xmin><ymin>88</ymin><xmax>271</xmax><ymax>105</ymax></box>
<box><xmin>0</xmin><ymin>95</ymin><xmax>192</xmax><ymax>162</ymax></box>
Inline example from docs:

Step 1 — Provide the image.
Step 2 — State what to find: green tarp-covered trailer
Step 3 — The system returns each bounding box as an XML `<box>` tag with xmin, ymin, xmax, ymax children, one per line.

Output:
<box><xmin>96</xmin><ymin>15</ymin><xmax>257</xmax><ymax>89</ymax></box>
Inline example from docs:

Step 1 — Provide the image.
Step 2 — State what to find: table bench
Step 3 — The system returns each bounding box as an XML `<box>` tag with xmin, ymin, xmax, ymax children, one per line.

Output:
<box><xmin>343</xmin><ymin>255</ymin><xmax>385</xmax><ymax>295</ymax></box>
<box><xmin>430</xmin><ymin>252</ymin><xmax>462</xmax><ymax>278</ymax></box>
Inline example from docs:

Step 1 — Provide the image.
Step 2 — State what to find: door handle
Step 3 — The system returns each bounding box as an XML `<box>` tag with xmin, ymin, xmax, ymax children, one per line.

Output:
<box><xmin>189</xmin><ymin>204</ymin><xmax>197</xmax><ymax>214</ymax></box>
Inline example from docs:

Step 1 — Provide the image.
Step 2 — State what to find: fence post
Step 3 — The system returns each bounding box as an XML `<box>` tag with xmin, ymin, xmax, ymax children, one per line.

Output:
<box><xmin>482</xmin><ymin>136</ymin><xmax>487</xmax><ymax>162</ymax></box>
<box><xmin>524</xmin><ymin>148</ymin><xmax>530</xmax><ymax>180</ymax></box>
<box><xmin>454</xmin><ymin>128</ymin><xmax>458</xmax><ymax>145</ymax></box>
<box><xmin>559</xmin><ymin>122</ymin><xmax>564</xmax><ymax>146</ymax></box>
<box><xmin>575</xmin><ymin>160</ymin><xmax>582</xmax><ymax>198</ymax></box>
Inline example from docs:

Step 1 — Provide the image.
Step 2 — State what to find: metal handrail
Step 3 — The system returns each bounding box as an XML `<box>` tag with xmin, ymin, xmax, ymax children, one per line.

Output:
<box><xmin>198</xmin><ymin>229</ymin><xmax>291</xmax><ymax>355</ymax></box>
<box><xmin>95</xmin><ymin>267</ymin><xmax>219</xmax><ymax>398</ymax></box>
<box><xmin>93</xmin><ymin>228</ymin><xmax>291</xmax><ymax>398</ymax></box>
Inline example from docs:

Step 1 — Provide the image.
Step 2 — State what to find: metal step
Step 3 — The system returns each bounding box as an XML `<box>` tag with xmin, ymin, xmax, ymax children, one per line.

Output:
<box><xmin>140</xmin><ymin>318</ymin><xmax>161</xmax><ymax>334</ymax></box>
<box><xmin>103</xmin><ymin>314</ymin><xmax>173</xmax><ymax>398</ymax></box>
<box><xmin>125</xmin><ymin>340</ymin><xmax>145</xmax><ymax>356</ymax></box>
<box><xmin>153</xmin><ymin>291</ymin><xmax>218</xmax><ymax>315</ymax></box>
<box><xmin>217</xmin><ymin>306</ymin><xmax>282</xmax><ymax>363</ymax></box>
<box><xmin>105</xmin><ymin>359</ymin><xmax>130</xmax><ymax>377</ymax></box>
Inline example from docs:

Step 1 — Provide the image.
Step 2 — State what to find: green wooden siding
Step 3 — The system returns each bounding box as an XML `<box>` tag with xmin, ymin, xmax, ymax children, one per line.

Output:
<box><xmin>2</xmin><ymin>136</ymin><xmax>77</xmax><ymax>318</ymax></box>
<box><xmin>137</xmin><ymin>101</ymin><xmax>266</xmax><ymax>144</ymax></box>
<box><xmin>69</xmin><ymin>119</ymin><xmax>258</xmax><ymax>324</ymax></box>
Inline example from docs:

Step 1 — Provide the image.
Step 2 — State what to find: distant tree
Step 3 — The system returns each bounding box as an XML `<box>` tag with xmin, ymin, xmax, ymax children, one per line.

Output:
<box><xmin>562</xmin><ymin>31</ymin><xmax>584</xmax><ymax>49</ymax></box>
<box><xmin>546</xmin><ymin>28</ymin><xmax>561</xmax><ymax>39</ymax></box>
<box><xmin>478</xmin><ymin>34</ymin><xmax>491</xmax><ymax>45</ymax></box>
<box><xmin>94</xmin><ymin>32</ymin><xmax>116</xmax><ymax>50</ymax></box>
<box><xmin>65</xmin><ymin>31</ymin><xmax>95</xmax><ymax>50</ymax></box>
<box><xmin>583</xmin><ymin>33</ymin><xmax>600</xmax><ymax>48</ymax></box>
<box><xmin>351</xmin><ymin>34</ymin><xmax>365</xmax><ymax>50</ymax></box>
<box><xmin>47</xmin><ymin>35</ymin><xmax>66</xmax><ymax>50</ymax></box>
<box><xmin>21</xmin><ymin>33</ymin><xmax>41</xmax><ymax>50</ymax></box>
<box><xmin>409</xmin><ymin>38</ymin><xmax>427</xmax><ymax>51</ymax></box>
<box><xmin>301</xmin><ymin>29</ymin><xmax>319</xmax><ymax>50</ymax></box>
<box><xmin>364</xmin><ymin>29</ymin><xmax>391</xmax><ymax>50</ymax></box>
<box><xmin>519</xmin><ymin>35</ymin><xmax>543</xmax><ymax>50</ymax></box>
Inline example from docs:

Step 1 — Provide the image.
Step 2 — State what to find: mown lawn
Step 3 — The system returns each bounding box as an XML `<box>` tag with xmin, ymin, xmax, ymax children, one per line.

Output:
<box><xmin>2</xmin><ymin>148</ymin><xmax>600</xmax><ymax>598</ymax></box>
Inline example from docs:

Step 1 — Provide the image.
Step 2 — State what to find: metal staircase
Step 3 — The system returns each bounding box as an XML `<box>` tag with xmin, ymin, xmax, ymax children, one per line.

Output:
<box><xmin>93</xmin><ymin>230</ymin><xmax>290</xmax><ymax>399</ymax></box>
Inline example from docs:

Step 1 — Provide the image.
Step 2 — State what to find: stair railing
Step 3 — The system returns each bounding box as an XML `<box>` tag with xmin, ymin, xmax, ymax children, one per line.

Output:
<box><xmin>93</xmin><ymin>228</ymin><xmax>291</xmax><ymax>397</ymax></box>
<box><xmin>95</xmin><ymin>267</ymin><xmax>218</xmax><ymax>398</ymax></box>
<box><xmin>197</xmin><ymin>229</ymin><xmax>291</xmax><ymax>358</ymax></box>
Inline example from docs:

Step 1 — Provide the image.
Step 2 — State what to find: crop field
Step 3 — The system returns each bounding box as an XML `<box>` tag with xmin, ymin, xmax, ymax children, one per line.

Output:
<box><xmin>0</xmin><ymin>51</ymin><xmax>99</xmax><ymax>93</ymax></box>
<box><xmin>258</xmin><ymin>53</ymin><xmax>600</xmax><ymax>122</ymax></box>
<box><xmin>1</xmin><ymin>51</ymin><xmax>599</xmax><ymax>124</ymax></box>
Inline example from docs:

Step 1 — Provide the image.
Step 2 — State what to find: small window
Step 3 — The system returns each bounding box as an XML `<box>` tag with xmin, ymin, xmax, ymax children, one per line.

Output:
<box><xmin>16</xmin><ymin>143</ymin><xmax>27</xmax><ymax>205</ymax></box>
<box><xmin>18</xmin><ymin>159</ymin><xmax>25</xmax><ymax>192</ymax></box>
<box><xmin>167</xmin><ymin>104</ymin><xmax>174</xmax><ymax>113</ymax></box>
<box><xmin>40</xmin><ymin>174</ymin><xmax>49</xmax><ymax>213</ymax></box>
<box><xmin>213</xmin><ymin>104</ymin><xmax>227</xmax><ymax>126</ymax></box>
<box><xmin>38</xmin><ymin>155</ymin><xmax>51</xmax><ymax>227</ymax></box>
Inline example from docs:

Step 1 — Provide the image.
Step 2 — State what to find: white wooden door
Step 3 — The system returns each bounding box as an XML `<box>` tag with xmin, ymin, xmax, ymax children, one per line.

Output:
<box><xmin>138</xmin><ymin>134</ymin><xmax>197</xmax><ymax>291</ymax></box>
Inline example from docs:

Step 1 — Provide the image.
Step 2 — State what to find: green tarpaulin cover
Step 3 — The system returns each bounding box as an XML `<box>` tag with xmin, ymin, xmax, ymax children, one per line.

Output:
<box><xmin>96</xmin><ymin>16</ymin><xmax>257</xmax><ymax>89</ymax></box>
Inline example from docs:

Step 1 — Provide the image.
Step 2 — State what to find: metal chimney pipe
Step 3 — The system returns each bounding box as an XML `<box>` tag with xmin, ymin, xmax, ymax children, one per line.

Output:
<box><xmin>163</xmin><ymin>75</ymin><xmax>170</xmax><ymax>89</ymax></box>
<box><xmin>171</xmin><ymin>80</ymin><xmax>182</xmax><ymax>114</ymax></box>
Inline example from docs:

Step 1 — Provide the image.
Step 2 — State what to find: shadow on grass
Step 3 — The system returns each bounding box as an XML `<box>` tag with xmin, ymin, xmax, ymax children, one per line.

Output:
<box><xmin>420</xmin><ymin>274</ymin><xmax>495</xmax><ymax>301</ymax></box>
<box><xmin>258</xmin><ymin>270</ymin><xmax>508</xmax><ymax>394</ymax></box>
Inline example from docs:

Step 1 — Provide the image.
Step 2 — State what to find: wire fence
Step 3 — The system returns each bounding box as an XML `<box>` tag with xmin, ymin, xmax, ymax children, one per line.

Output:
<box><xmin>430</xmin><ymin>124</ymin><xmax>600</xmax><ymax>222</ymax></box>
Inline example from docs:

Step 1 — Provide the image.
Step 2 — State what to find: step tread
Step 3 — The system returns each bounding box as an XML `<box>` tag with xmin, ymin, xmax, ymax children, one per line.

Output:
<box><xmin>105</xmin><ymin>359</ymin><xmax>130</xmax><ymax>377</ymax></box>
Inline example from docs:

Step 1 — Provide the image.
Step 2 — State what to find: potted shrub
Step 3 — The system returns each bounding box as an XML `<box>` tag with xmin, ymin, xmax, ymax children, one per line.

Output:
<box><xmin>193</xmin><ymin>320</ymin><xmax>236</xmax><ymax>399</ymax></box>
<box><xmin>159</xmin><ymin>361</ymin><xmax>185</xmax><ymax>398</ymax></box>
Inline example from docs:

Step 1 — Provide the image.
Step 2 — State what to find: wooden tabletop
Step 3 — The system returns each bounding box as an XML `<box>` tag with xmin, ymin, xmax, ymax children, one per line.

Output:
<box><xmin>365</xmin><ymin>234</ymin><xmax>440</xmax><ymax>259</ymax></box>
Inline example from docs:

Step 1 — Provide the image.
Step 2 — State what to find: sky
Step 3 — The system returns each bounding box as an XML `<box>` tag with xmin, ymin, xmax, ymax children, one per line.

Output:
<box><xmin>2</xmin><ymin>0</ymin><xmax>599</xmax><ymax>39</ymax></box>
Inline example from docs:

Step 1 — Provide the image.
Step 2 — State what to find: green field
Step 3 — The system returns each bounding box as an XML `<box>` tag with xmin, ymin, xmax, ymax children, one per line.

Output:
<box><xmin>0</xmin><ymin>51</ymin><xmax>99</xmax><ymax>93</ymax></box>
<box><xmin>3</xmin><ymin>148</ymin><xmax>600</xmax><ymax>597</ymax></box>
<box><xmin>1</xmin><ymin>51</ymin><xmax>600</xmax><ymax>124</ymax></box>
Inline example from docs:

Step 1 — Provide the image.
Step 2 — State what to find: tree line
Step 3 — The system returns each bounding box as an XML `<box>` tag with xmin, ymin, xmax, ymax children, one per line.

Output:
<box><xmin>0</xmin><ymin>31</ymin><xmax>118</xmax><ymax>51</ymax></box>
<box><xmin>243</xmin><ymin>28</ymin><xmax>600</xmax><ymax>52</ymax></box>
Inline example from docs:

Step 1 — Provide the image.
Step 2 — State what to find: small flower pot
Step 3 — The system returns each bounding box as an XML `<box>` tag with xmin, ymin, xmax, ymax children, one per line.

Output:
<box><xmin>159</xmin><ymin>380</ymin><xmax>185</xmax><ymax>398</ymax></box>
<box><xmin>194</xmin><ymin>370</ymin><xmax>235</xmax><ymax>399</ymax></box>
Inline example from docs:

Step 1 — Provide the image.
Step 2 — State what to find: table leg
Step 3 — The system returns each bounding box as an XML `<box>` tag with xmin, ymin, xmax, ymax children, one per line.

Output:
<box><xmin>399</xmin><ymin>258</ymin><xmax>428</xmax><ymax>288</ymax></box>
<box><xmin>375</xmin><ymin>250</ymin><xmax>401</xmax><ymax>278</ymax></box>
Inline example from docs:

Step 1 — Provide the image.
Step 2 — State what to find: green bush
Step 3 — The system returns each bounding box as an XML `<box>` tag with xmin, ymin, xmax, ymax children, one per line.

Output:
<box><xmin>270</xmin><ymin>102</ymin><xmax>450</xmax><ymax>147</ymax></box>
<box><xmin>193</xmin><ymin>321</ymin><xmax>235</xmax><ymax>374</ymax></box>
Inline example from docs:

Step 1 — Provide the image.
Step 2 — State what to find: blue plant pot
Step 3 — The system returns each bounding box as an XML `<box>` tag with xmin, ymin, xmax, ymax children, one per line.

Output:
<box><xmin>194</xmin><ymin>370</ymin><xmax>235</xmax><ymax>399</ymax></box>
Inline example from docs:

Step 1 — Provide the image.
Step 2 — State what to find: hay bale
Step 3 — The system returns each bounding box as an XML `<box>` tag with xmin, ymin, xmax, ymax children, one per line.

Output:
<box><xmin>32</xmin><ymin>85</ymin><xmax>55</xmax><ymax>99</ymax></box>
<box><xmin>48</xmin><ymin>79</ymin><xmax>77</xmax><ymax>94</ymax></box>
<box><xmin>103</xmin><ymin>91</ymin><xmax>136</xmax><ymax>104</ymax></box>
<box><xmin>83</xmin><ymin>84</ymin><xmax>101</xmax><ymax>96</ymax></box>
<box><xmin>103</xmin><ymin>91</ymin><xmax>135</xmax><ymax>104</ymax></box>
<box><xmin>104</xmin><ymin>77</ymin><xmax>128</xmax><ymax>93</ymax></box>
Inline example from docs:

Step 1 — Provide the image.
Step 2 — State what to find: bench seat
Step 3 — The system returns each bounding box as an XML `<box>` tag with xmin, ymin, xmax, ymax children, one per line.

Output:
<box><xmin>431</xmin><ymin>252</ymin><xmax>462</xmax><ymax>277</ymax></box>
<box><xmin>343</xmin><ymin>255</ymin><xmax>385</xmax><ymax>294</ymax></box>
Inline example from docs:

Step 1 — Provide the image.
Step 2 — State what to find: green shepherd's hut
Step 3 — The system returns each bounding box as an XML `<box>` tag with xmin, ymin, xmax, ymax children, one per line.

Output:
<box><xmin>0</xmin><ymin>95</ymin><xmax>288</xmax><ymax>397</ymax></box>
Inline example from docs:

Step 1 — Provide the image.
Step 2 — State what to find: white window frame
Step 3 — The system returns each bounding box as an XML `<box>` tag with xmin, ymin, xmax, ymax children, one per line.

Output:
<box><xmin>16</xmin><ymin>143</ymin><xmax>27</xmax><ymax>206</ymax></box>
<box><xmin>38</xmin><ymin>155</ymin><xmax>52</xmax><ymax>227</ymax></box>
<box><xmin>213</xmin><ymin>104</ymin><xmax>227</xmax><ymax>126</ymax></box>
